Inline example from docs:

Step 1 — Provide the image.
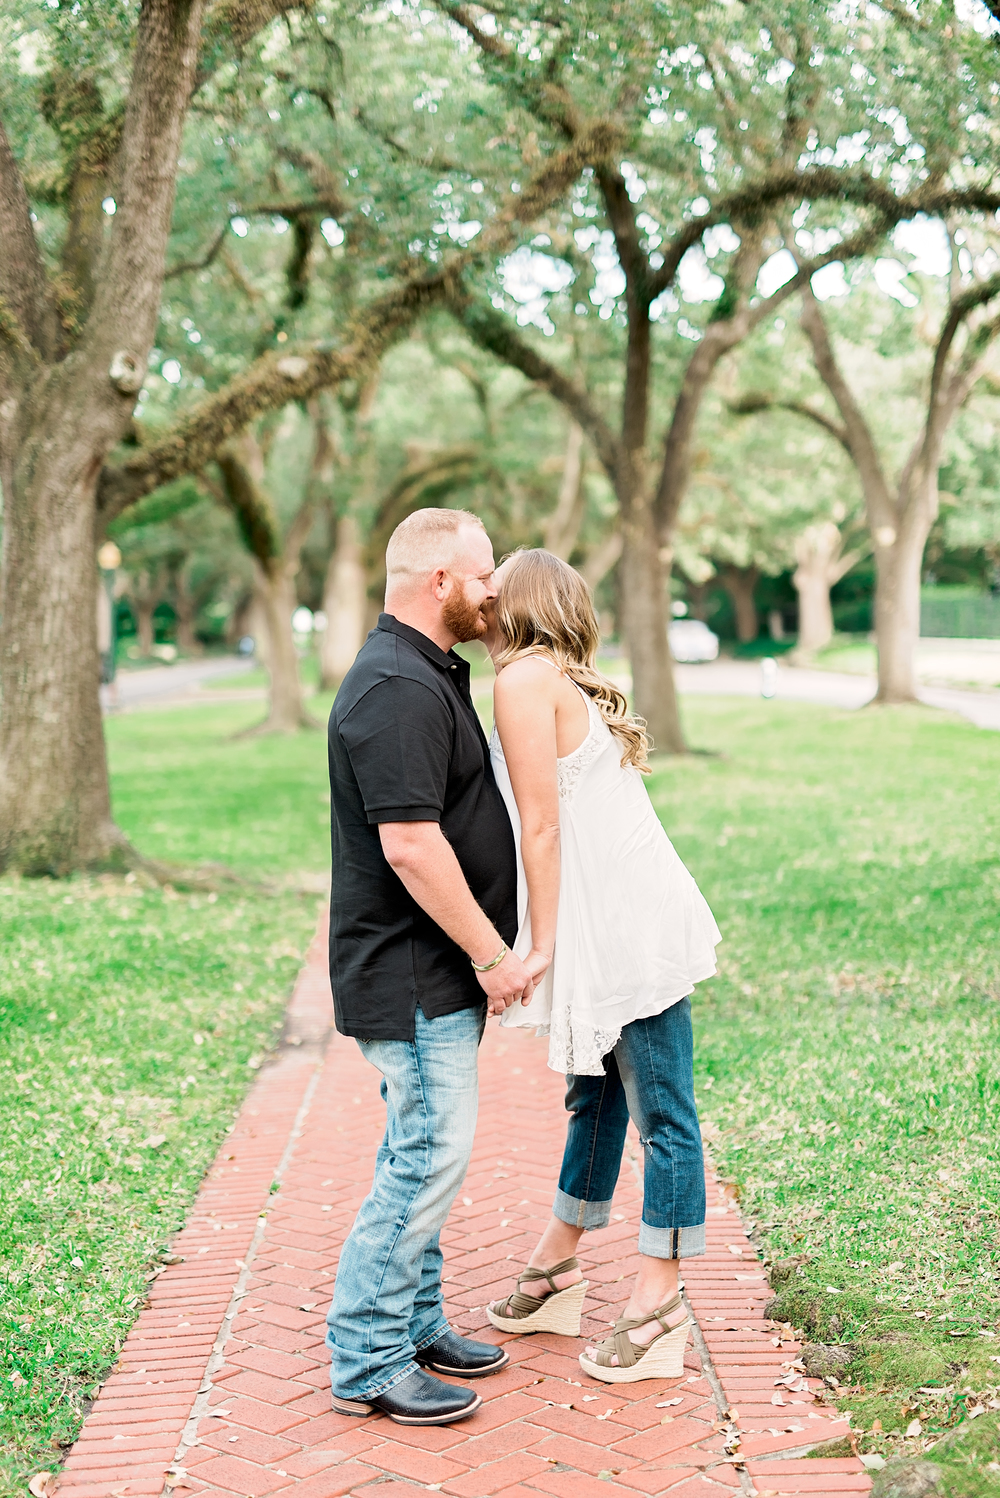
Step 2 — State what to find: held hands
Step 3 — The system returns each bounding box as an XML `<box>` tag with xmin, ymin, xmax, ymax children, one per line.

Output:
<box><xmin>522</xmin><ymin>947</ymin><xmax>552</xmax><ymax>993</ymax></box>
<box><xmin>476</xmin><ymin>948</ymin><xmax>534</xmax><ymax>1018</ymax></box>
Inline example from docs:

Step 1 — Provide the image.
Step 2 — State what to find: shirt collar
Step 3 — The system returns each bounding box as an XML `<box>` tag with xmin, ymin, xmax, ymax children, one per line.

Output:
<box><xmin>377</xmin><ymin>613</ymin><xmax>467</xmax><ymax>674</ymax></box>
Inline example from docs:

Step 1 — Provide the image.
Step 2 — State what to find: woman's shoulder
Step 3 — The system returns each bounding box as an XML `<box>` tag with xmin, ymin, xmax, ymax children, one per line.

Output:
<box><xmin>494</xmin><ymin>654</ymin><xmax>563</xmax><ymax>698</ymax></box>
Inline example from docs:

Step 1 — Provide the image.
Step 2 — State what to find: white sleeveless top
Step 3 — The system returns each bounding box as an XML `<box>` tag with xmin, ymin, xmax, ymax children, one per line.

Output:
<box><xmin>490</xmin><ymin>680</ymin><xmax>721</xmax><ymax>1076</ymax></box>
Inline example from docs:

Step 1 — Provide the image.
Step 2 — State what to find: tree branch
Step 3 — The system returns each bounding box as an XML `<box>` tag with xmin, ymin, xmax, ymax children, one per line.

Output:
<box><xmin>729</xmin><ymin>392</ymin><xmax>851</xmax><ymax>453</ymax></box>
<box><xmin>445</xmin><ymin>289</ymin><xmax>622</xmax><ymax>479</ymax></box>
<box><xmin>928</xmin><ymin>270</ymin><xmax>1000</xmax><ymax>409</ymax></box>
<box><xmin>275</xmin><ymin>145</ymin><xmax>349</xmax><ymax>216</ymax></box>
<box><xmin>215</xmin><ymin>435</ymin><xmax>282</xmax><ymax>571</ymax></box>
<box><xmin>193</xmin><ymin>0</ymin><xmax>313</xmax><ymax>95</ymax></box>
<box><xmin>0</xmin><ymin>116</ymin><xmax>61</xmax><ymax>364</ymax></box>
<box><xmin>97</xmin><ymin>122</ymin><xmax>618</xmax><ymax>520</ymax></box>
<box><xmin>744</xmin><ymin>218</ymin><xmax>892</xmax><ymax>333</ymax></box>
<box><xmin>870</xmin><ymin>0</ymin><xmax>931</xmax><ymax>30</ymax></box>
<box><xmin>831</xmin><ymin>543</ymin><xmax>870</xmax><ymax>584</ymax></box>
<box><xmin>165</xmin><ymin>223</ymin><xmax>229</xmax><ymax>279</ymax></box>
<box><xmin>799</xmin><ymin>283</ymin><xmax>896</xmax><ymax>525</ymax></box>
<box><xmin>647</xmin><ymin>172</ymin><xmax>1000</xmax><ymax>303</ymax></box>
<box><xmin>433</xmin><ymin>1</ymin><xmax>582</xmax><ymax>136</ymax></box>
<box><xmin>80</xmin><ymin>0</ymin><xmax>206</xmax><ymax>373</ymax></box>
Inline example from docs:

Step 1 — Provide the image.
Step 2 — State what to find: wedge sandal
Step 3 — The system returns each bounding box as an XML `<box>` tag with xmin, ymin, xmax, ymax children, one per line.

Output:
<box><xmin>578</xmin><ymin>1291</ymin><xmax>691</xmax><ymax>1383</ymax></box>
<box><xmin>486</xmin><ymin>1256</ymin><xmax>588</xmax><ymax>1337</ymax></box>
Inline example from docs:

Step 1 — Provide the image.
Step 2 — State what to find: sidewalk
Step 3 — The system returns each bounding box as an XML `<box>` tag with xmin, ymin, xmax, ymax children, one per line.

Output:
<box><xmin>54</xmin><ymin>920</ymin><xmax>871</xmax><ymax>1498</ymax></box>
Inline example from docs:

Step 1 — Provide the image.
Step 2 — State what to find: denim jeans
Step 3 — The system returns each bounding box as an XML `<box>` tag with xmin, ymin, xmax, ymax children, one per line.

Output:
<box><xmin>553</xmin><ymin>998</ymin><xmax>706</xmax><ymax>1257</ymax></box>
<box><xmin>326</xmin><ymin>1004</ymin><xmax>484</xmax><ymax>1401</ymax></box>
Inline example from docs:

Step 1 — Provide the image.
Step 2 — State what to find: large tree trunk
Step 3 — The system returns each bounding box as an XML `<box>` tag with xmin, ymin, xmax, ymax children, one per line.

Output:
<box><xmin>791</xmin><ymin>520</ymin><xmax>867</xmax><ymax>661</ymax></box>
<box><xmin>0</xmin><ymin>0</ymin><xmax>205</xmax><ymax>874</ymax></box>
<box><xmin>251</xmin><ymin>561</ymin><xmax>314</xmax><ymax>732</ymax></box>
<box><xmin>135</xmin><ymin>599</ymin><xmax>156</xmax><ymax>656</ymax></box>
<box><xmin>580</xmin><ymin>527</ymin><xmax>623</xmax><ymax>595</ymax></box>
<box><xmin>685</xmin><ymin>579</ymin><xmax>713</xmax><ymax>623</ymax></box>
<box><xmin>618</xmin><ymin>500</ymin><xmax>685</xmax><ymax>755</ymax></box>
<box><xmin>0</xmin><ymin>464</ymin><xmax>123</xmax><ymax>874</ymax></box>
<box><xmin>216</xmin><ymin>430</ymin><xmax>320</xmax><ymax>734</ymax></box>
<box><xmin>873</xmin><ymin>516</ymin><xmax>930</xmax><ymax>703</ymax></box>
<box><xmin>718</xmin><ymin>565</ymin><xmax>760</xmax><ymax>644</ymax></box>
<box><xmin>174</xmin><ymin>576</ymin><xmax>203</xmax><ymax>655</ymax></box>
<box><xmin>319</xmin><ymin>513</ymin><xmax>367</xmax><ymax>689</ymax></box>
<box><xmin>542</xmin><ymin>422</ymin><xmax>586</xmax><ymax>560</ymax></box>
<box><xmin>792</xmin><ymin>563</ymin><xmax>834</xmax><ymax>656</ymax></box>
<box><xmin>792</xmin><ymin>522</ymin><xmax>840</xmax><ymax>657</ymax></box>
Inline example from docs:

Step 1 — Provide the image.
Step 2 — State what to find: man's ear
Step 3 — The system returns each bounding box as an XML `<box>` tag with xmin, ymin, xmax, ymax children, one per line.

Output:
<box><xmin>430</xmin><ymin>567</ymin><xmax>450</xmax><ymax>600</ymax></box>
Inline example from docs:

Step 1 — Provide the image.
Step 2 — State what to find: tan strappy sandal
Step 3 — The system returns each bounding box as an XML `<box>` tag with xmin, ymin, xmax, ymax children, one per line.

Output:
<box><xmin>486</xmin><ymin>1256</ymin><xmax>589</xmax><ymax>1337</ymax></box>
<box><xmin>578</xmin><ymin>1291</ymin><xmax>691</xmax><ymax>1382</ymax></box>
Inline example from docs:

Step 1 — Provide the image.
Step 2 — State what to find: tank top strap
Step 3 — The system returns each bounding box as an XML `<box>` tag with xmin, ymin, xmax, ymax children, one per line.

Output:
<box><xmin>530</xmin><ymin>653</ymin><xmax>598</xmax><ymax>717</ymax></box>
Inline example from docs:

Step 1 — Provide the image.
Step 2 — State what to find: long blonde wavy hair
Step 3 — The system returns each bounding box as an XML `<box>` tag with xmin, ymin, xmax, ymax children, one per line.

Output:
<box><xmin>494</xmin><ymin>549</ymin><xmax>651</xmax><ymax>771</ymax></box>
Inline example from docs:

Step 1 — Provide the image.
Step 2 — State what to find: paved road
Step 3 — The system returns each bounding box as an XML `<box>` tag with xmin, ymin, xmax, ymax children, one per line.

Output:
<box><xmin>100</xmin><ymin>655</ymin><xmax>256</xmax><ymax>711</ymax></box>
<box><xmin>100</xmin><ymin>652</ymin><xmax>1000</xmax><ymax>732</ymax></box>
<box><xmin>673</xmin><ymin>658</ymin><xmax>1000</xmax><ymax>731</ymax></box>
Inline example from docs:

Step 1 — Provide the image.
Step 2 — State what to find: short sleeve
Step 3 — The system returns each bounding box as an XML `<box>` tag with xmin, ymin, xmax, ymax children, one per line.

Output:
<box><xmin>339</xmin><ymin>676</ymin><xmax>453</xmax><ymax>824</ymax></box>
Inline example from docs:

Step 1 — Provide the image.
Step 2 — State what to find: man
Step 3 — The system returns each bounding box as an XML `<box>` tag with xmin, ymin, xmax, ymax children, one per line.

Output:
<box><xmin>325</xmin><ymin>508</ymin><xmax>532</xmax><ymax>1426</ymax></box>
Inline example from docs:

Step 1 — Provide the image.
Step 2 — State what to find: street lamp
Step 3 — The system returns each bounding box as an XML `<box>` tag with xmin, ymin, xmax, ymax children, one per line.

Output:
<box><xmin>97</xmin><ymin>542</ymin><xmax>121</xmax><ymax>693</ymax></box>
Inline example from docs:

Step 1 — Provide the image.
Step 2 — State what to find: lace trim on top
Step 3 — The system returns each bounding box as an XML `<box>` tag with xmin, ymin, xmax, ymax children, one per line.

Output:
<box><xmin>556</xmin><ymin>698</ymin><xmax>605</xmax><ymax>802</ymax></box>
<box><xmin>533</xmin><ymin>1003</ymin><xmax>621</xmax><ymax>1075</ymax></box>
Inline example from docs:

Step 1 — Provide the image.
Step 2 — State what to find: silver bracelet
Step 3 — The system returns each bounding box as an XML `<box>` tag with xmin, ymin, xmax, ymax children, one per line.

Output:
<box><xmin>471</xmin><ymin>941</ymin><xmax>508</xmax><ymax>972</ymax></box>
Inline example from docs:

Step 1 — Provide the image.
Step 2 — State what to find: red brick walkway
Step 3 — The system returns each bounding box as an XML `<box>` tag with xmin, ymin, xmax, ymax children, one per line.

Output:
<box><xmin>56</xmin><ymin>919</ymin><xmax>870</xmax><ymax>1498</ymax></box>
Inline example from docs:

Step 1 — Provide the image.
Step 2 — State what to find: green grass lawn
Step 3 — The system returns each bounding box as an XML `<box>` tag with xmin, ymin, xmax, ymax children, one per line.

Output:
<box><xmin>0</xmin><ymin>695</ymin><xmax>335</xmax><ymax>1498</ymax></box>
<box><xmin>810</xmin><ymin>634</ymin><xmax>878</xmax><ymax>675</ymax></box>
<box><xmin>2</xmin><ymin>690</ymin><xmax>998</xmax><ymax>1495</ymax></box>
<box><xmin>651</xmin><ymin>698</ymin><xmax>1000</xmax><ymax>1488</ymax></box>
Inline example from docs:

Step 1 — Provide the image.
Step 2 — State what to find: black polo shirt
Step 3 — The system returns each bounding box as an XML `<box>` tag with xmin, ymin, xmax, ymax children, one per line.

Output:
<box><xmin>327</xmin><ymin>613</ymin><xmax>518</xmax><ymax>1040</ymax></box>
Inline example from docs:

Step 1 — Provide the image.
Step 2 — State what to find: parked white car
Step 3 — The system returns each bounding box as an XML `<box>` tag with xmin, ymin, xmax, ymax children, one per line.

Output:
<box><xmin>669</xmin><ymin>619</ymin><xmax>720</xmax><ymax>663</ymax></box>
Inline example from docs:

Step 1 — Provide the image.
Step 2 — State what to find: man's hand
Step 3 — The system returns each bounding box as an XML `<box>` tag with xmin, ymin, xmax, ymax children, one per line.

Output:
<box><xmin>476</xmin><ymin>948</ymin><xmax>534</xmax><ymax>1018</ymax></box>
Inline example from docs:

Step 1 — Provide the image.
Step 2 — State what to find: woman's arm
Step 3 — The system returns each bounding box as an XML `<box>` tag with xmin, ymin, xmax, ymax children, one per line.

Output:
<box><xmin>493</xmin><ymin>660</ymin><xmax>561</xmax><ymax>981</ymax></box>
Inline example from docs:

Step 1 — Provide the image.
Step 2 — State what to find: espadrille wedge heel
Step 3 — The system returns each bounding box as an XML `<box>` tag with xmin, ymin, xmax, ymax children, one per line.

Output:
<box><xmin>486</xmin><ymin>1256</ymin><xmax>588</xmax><ymax>1337</ymax></box>
<box><xmin>577</xmin><ymin>1292</ymin><xmax>691</xmax><ymax>1383</ymax></box>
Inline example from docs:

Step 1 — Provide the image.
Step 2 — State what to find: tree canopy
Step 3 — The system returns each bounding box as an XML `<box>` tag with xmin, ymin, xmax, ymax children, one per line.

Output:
<box><xmin>3</xmin><ymin>0</ymin><xmax>1000</xmax><ymax>870</ymax></box>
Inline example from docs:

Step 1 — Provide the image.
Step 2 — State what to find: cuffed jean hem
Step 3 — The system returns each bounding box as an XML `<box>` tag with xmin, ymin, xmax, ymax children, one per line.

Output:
<box><xmin>638</xmin><ymin>1221</ymin><xmax>706</xmax><ymax>1259</ymax></box>
<box><xmin>553</xmin><ymin>1188</ymin><xmax>614</xmax><ymax>1231</ymax></box>
<box><xmin>412</xmin><ymin>1318</ymin><xmax>453</xmax><ymax>1353</ymax></box>
<box><xmin>340</xmin><ymin>1358</ymin><xmax>420</xmax><ymax>1403</ymax></box>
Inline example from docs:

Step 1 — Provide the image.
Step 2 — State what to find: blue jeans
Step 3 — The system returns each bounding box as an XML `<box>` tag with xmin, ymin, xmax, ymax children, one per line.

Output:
<box><xmin>326</xmin><ymin>1004</ymin><xmax>484</xmax><ymax>1401</ymax></box>
<box><xmin>553</xmin><ymin>998</ymin><xmax>706</xmax><ymax>1257</ymax></box>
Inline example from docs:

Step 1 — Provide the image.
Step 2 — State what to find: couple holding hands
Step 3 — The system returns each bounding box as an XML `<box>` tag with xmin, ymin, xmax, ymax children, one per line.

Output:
<box><xmin>325</xmin><ymin>508</ymin><xmax>719</xmax><ymax>1426</ymax></box>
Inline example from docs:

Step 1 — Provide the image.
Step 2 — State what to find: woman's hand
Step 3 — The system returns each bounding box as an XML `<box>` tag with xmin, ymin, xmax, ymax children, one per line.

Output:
<box><xmin>521</xmin><ymin>947</ymin><xmax>552</xmax><ymax>999</ymax></box>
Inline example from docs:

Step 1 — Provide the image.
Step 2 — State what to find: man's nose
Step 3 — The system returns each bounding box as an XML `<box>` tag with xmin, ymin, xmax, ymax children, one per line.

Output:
<box><xmin>484</xmin><ymin>574</ymin><xmax>498</xmax><ymax>599</ymax></box>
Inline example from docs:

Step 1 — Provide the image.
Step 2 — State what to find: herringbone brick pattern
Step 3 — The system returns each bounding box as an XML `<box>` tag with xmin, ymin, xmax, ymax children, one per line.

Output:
<box><xmin>55</xmin><ymin>919</ymin><xmax>870</xmax><ymax>1498</ymax></box>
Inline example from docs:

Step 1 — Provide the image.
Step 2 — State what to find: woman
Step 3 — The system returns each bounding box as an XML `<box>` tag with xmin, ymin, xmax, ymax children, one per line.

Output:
<box><xmin>482</xmin><ymin>549</ymin><xmax>720</xmax><ymax>1384</ymax></box>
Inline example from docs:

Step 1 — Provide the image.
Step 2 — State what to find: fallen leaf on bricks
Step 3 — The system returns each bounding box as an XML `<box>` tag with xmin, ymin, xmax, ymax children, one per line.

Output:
<box><xmin>29</xmin><ymin>1473</ymin><xmax>56</xmax><ymax>1498</ymax></box>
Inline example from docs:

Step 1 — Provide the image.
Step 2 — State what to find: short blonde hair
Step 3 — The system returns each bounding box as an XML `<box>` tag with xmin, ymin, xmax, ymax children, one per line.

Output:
<box><xmin>385</xmin><ymin>508</ymin><xmax>485</xmax><ymax>584</ymax></box>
